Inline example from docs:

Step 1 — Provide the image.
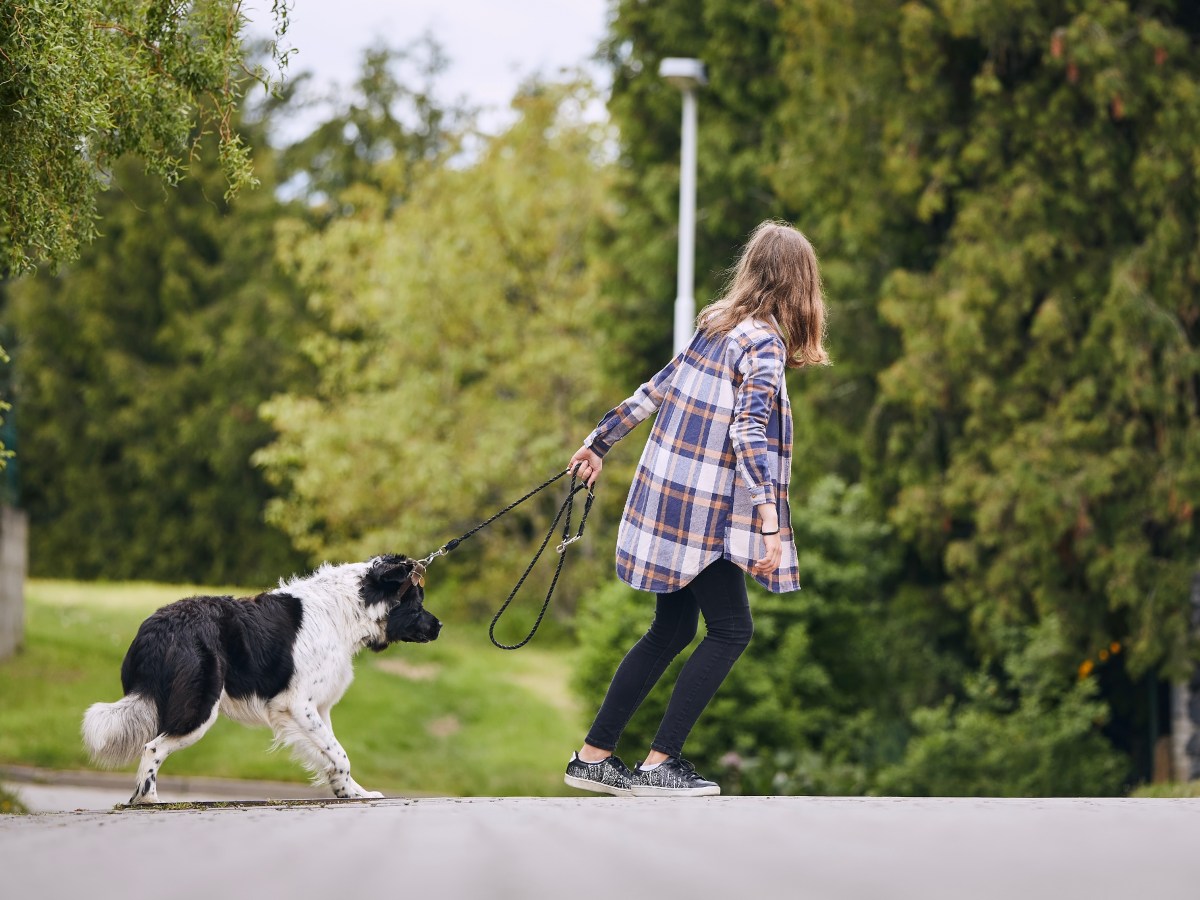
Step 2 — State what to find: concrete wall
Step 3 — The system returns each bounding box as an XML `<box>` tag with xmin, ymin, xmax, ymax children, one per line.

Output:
<box><xmin>1170</xmin><ymin>573</ymin><xmax>1200</xmax><ymax>782</ymax></box>
<box><xmin>0</xmin><ymin>506</ymin><xmax>27</xmax><ymax>660</ymax></box>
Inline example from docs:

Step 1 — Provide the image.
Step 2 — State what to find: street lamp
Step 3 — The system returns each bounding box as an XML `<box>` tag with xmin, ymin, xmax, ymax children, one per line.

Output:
<box><xmin>658</xmin><ymin>57</ymin><xmax>707</xmax><ymax>355</ymax></box>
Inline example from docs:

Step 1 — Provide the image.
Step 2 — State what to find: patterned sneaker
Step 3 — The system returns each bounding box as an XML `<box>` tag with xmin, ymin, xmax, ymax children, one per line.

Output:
<box><xmin>631</xmin><ymin>757</ymin><xmax>721</xmax><ymax>797</ymax></box>
<box><xmin>564</xmin><ymin>752</ymin><xmax>635</xmax><ymax>797</ymax></box>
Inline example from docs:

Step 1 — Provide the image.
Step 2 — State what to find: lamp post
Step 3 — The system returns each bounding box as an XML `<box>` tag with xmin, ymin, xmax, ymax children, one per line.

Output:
<box><xmin>658</xmin><ymin>57</ymin><xmax>707</xmax><ymax>355</ymax></box>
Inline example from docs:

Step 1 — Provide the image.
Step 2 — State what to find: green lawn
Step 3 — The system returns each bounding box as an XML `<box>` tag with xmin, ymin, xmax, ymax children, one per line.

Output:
<box><xmin>0</xmin><ymin>579</ymin><xmax>586</xmax><ymax>796</ymax></box>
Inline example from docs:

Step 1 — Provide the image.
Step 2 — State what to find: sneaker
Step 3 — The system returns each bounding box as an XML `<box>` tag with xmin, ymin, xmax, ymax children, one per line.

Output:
<box><xmin>563</xmin><ymin>752</ymin><xmax>634</xmax><ymax>797</ymax></box>
<box><xmin>631</xmin><ymin>757</ymin><xmax>721</xmax><ymax>797</ymax></box>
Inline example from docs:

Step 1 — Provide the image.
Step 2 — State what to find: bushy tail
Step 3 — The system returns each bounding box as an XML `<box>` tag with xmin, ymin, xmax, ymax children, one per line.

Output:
<box><xmin>81</xmin><ymin>694</ymin><xmax>158</xmax><ymax>768</ymax></box>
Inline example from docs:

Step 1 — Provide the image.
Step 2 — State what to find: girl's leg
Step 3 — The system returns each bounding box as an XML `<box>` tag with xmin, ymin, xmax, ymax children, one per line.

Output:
<box><xmin>582</xmin><ymin>584</ymin><xmax>699</xmax><ymax>756</ymax></box>
<box><xmin>649</xmin><ymin>558</ymin><xmax>752</xmax><ymax>759</ymax></box>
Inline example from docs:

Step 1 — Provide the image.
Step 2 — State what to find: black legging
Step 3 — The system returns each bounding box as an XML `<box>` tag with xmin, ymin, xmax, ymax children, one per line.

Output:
<box><xmin>585</xmin><ymin>558</ymin><xmax>753</xmax><ymax>759</ymax></box>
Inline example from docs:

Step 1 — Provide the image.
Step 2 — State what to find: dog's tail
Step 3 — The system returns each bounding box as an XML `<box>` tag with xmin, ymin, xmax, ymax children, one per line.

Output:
<box><xmin>82</xmin><ymin>694</ymin><xmax>158</xmax><ymax>768</ymax></box>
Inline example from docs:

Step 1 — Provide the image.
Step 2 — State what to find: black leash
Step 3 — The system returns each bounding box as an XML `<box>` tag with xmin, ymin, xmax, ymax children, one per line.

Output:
<box><xmin>412</xmin><ymin>468</ymin><xmax>595</xmax><ymax>650</ymax></box>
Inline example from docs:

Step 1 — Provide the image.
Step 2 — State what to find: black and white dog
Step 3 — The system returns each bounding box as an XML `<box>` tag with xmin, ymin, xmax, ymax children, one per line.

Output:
<box><xmin>82</xmin><ymin>555</ymin><xmax>440</xmax><ymax>804</ymax></box>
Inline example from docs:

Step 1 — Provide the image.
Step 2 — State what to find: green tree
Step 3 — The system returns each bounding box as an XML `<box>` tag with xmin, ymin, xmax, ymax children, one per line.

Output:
<box><xmin>278</xmin><ymin>38</ymin><xmax>464</xmax><ymax>218</ymax></box>
<box><xmin>0</xmin><ymin>0</ymin><xmax>291</xmax><ymax>274</ymax></box>
<box><xmin>4</xmin><ymin>108</ymin><xmax>313</xmax><ymax>584</ymax></box>
<box><xmin>255</xmin><ymin>81</ymin><xmax>617</xmax><ymax>619</ymax></box>
<box><xmin>597</xmin><ymin>1</ymin><xmax>787</xmax><ymax>376</ymax></box>
<box><xmin>769</xmin><ymin>0</ymin><xmax>1200</xmax><ymax>790</ymax></box>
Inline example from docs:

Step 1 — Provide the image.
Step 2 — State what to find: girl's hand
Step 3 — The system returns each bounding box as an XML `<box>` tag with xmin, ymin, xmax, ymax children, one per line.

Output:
<box><xmin>568</xmin><ymin>446</ymin><xmax>603</xmax><ymax>489</ymax></box>
<box><xmin>752</xmin><ymin>532</ymin><xmax>782</xmax><ymax>576</ymax></box>
<box><xmin>752</xmin><ymin>501</ymin><xmax>781</xmax><ymax>575</ymax></box>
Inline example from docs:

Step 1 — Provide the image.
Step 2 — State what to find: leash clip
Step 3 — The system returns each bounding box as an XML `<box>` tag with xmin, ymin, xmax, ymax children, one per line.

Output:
<box><xmin>556</xmin><ymin>535</ymin><xmax>582</xmax><ymax>555</ymax></box>
<box><xmin>418</xmin><ymin>547</ymin><xmax>446</xmax><ymax>568</ymax></box>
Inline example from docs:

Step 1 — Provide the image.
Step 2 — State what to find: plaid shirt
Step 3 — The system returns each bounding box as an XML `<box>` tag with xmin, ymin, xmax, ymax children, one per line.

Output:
<box><xmin>585</xmin><ymin>318</ymin><xmax>800</xmax><ymax>594</ymax></box>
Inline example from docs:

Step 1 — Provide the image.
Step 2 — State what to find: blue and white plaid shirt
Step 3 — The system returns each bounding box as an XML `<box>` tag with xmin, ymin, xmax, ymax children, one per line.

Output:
<box><xmin>585</xmin><ymin>318</ymin><xmax>799</xmax><ymax>594</ymax></box>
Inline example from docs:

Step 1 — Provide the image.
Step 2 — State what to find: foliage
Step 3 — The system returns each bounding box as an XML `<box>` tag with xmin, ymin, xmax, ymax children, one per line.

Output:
<box><xmin>875</xmin><ymin>619</ymin><xmax>1127</xmax><ymax>796</ymax></box>
<box><xmin>596</xmin><ymin>0</ymin><xmax>789</xmax><ymax>384</ymax></box>
<box><xmin>4</xmin><ymin>112</ymin><xmax>313</xmax><ymax>584</ymax></box>
<box><xmin>0</xmin><ymin>579</ymin><xmax>584</xmax><ymax>797</ymax></box>
<box><xmin>255</xmin><ymin>80</ymin><xmax>617</xmax><ymax>618</ymax></box>
<box><xmin>278</xmin><ymin>37</ymin><xmax>465</xmax><ymax>217</ymax></box>
<box><xmin>859</xmin><ymin>0</ymin><xmax>1200</xmax><ymax>685</ymax></box>
<box><xmin>0</xmin><ymin>1</ymin><xmax>292</xmax><ymax>275</ymax></box>
<box><xmin>1131</xmin><ymin>780</ymin><xmax>1200</xmax><ymax>798</ymax></box>
<box><xmin>574</xmin><ymin>477</ymin><xmax>920</xmax><ymax>794</ymax></box>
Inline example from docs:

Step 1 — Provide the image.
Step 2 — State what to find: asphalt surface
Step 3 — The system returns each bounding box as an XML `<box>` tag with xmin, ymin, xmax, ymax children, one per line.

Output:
<box><xmin>2</xmin><ymin>795</ymin><xmax>1197</xmax><ymax>900</ymax></box>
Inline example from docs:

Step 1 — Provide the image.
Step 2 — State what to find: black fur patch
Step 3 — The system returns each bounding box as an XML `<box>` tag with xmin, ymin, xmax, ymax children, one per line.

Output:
<box><xmin>359</xmin><ymin>554</ymin><xmax>416</xmax><ymax>607</ymax></box>
<box><xmin>360</xmin><ymin>555</ymin><xmax>441</xmax><ymax>650</ymax></box>
<box><xmin>119</xmin><ymin>592</ymin><xmax>304</xmax><ymax>737</ymax></box>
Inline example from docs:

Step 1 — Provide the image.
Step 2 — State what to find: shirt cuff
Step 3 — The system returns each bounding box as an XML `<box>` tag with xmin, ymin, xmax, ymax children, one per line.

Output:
<box><xmin>583</xmin><ymin>429</ymin><xmax>611</xmax><ymax>458</ymax></box>
<box><xmin>748</xmin><ymin>483</ymin><xmax>777</xmax><ymax>507</ymax></box>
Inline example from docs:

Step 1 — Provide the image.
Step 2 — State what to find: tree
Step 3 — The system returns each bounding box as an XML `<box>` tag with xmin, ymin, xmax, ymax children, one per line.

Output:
<box><xmin>4</xmin><ymin>107</ymin><xmax>314</xmax><ymax>584</ymax></box>
<box><xmin>596</xmin><ymin>0</ymin><xmax>788</xmax><ymax>379</ymax></box>
<box><xmin>771</xmin><ymin>0</ymin><xmax>1200</xmax><ymax>789</ymax></box>
<box><xmin>0</xmin><ymin>0</ymin><xmax>291</xmax><ymax>275</ymax></box>
<box><xmin>255</xmin><ymin>81</ymin><xmax>618</xmax><ymax>618</ymax></box>
<box><xmin>278</xmin><ymin>37</ymin><xmax>464</xmax><ymax>218</ymax></box>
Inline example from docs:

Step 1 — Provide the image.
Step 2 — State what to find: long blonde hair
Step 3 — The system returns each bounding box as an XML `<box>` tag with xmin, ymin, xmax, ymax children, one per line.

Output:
<box><xmin>699</xmin><ymin>220</ymin><xmax>829</xmax><ymax>368</ymax></box>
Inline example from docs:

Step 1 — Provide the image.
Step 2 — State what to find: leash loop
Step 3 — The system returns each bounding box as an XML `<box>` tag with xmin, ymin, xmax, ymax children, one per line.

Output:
<box><xmin>414</xmin><ymin>467</ymin><xmax>595</xmax><ymax>650</ymax></box>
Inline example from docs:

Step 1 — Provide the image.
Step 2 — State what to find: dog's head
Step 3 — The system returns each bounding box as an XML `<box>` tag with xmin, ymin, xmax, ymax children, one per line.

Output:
<box><xmin>360</xmin><ymin>554</ymin><xmax>442</xmax><ymax>651</ymax></box>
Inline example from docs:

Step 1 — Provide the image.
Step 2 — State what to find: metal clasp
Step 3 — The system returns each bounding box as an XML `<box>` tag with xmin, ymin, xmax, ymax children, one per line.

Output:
<box><xmin>418</xmin><ymin>547</ymin><xmax>447</xmax><ymax>568</ymax></box>
<box><xmin>556</xmin><ymin>535</ymin><xmax>581</xmax><ymax>555</ymax></box>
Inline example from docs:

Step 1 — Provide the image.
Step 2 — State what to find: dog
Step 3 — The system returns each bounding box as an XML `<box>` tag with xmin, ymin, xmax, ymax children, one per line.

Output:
<box><xmin>82</xmin><ymin>554</ymin><xmax>441</xmax><ymax>804</ymax></box>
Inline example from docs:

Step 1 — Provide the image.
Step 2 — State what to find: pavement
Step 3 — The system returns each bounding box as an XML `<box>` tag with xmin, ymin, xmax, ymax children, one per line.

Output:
<box><xmin>1</xmin><ymin>790</ymin><xmax>1197</xmax><ymax>900</ymax></box>
<box><xmin>1</xmin><ymin>764</ymin><xmax>328</xmax><ymax>812</ymax></box>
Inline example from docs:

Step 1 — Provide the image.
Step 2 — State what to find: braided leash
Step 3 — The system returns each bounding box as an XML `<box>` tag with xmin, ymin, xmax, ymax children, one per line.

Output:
<box><xmin>412</xmin><ymin>468</ymin><xmax>595</xmax><ymax>650</ymax></box>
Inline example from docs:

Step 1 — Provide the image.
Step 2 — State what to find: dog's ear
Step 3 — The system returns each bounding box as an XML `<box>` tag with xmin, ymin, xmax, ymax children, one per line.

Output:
<box><xmin>368</xmin><ymin>554</ymin><xmax>414</xmax><ymax>586</ymax></box>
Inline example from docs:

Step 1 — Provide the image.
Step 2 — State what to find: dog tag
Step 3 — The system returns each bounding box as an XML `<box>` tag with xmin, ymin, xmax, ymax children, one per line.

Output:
<box><xmin>411</xmin><ymin>562</ymin><xmax>427</xmax><ymax>587</ymax></box>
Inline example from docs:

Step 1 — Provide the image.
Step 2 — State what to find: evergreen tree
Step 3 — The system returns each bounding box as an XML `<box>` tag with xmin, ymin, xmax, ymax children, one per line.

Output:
<box><xmin>597</xmin><ymin>0</ymin><xmax>787</xmax><ymax>382</ymax></box>
<box><xmin>4</xmin><ymin>111</ymin><xmax>313</xmax><ymax>584</ymax></box>
<box><xmin>771</xmin><ymin>0</ymin><xmax>1200</xmax><ymax>789</ymax></box>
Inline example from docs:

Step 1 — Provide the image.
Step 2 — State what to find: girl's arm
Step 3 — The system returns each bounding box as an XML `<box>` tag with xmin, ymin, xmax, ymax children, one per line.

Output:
<box><xmin>582</xmin><ymin>347</ymin><xmax>686</xmax><ymax>457</ymax></box>
<box><xmin>729</xmin><ymin>334</ymin><xmax>785</xmax><ymax>513</ymax></box>
<box><xmin>568</xmin><ymin>347</ymin><xmax>686</xmax><ymax>488</ymax></box>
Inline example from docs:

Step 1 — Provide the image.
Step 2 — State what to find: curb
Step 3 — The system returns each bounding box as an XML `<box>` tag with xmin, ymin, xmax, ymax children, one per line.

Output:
<box><xmin>0</xmin><ymin>764</ymin><xmax>327</xmax><ymax>798</ymax></box>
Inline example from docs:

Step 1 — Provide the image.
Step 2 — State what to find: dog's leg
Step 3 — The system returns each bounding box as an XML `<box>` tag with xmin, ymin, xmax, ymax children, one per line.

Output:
<box><xmin>129</xmin><ymin>702</ymin><xmax>220</xmax><ymax>805</ymax></box>
<box><xmin>320</xmin><ymin>708</ymin><xmax>380</xmax><ymax>799</ymax></box>
<box><xmin>275</xmin><ymin>704</ymin><xmax>383</xmax><ymax>800</ymax></box>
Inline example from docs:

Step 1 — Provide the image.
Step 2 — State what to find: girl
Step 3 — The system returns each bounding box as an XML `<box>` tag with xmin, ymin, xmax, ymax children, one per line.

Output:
<box><xmin>564</xmin><ymin>220</ymin><xmax>828</xmax><ymax>797</ymax></box>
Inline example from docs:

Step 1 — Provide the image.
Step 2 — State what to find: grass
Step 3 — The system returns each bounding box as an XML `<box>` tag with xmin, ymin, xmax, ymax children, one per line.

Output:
<box><xmin>1129</xmin><ymin>781</ymin><xmax>1200</xmax><ymax>798</ymax></box>
<box><xmin>0</xmin><ymin>786</ymin><xmax>28</xmax><ymax>814</ymax></box>
<box><xmin>0</xmin><ymin>579</ymin><xmax>586</xmax><ymax>796</ymax></box>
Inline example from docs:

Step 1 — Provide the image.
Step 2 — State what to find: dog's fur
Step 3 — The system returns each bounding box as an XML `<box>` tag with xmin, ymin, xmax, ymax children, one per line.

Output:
<box><xmin>81</xmin><ymin>555</ymin><xmax>441</xmax><ymax>804</ymax></box>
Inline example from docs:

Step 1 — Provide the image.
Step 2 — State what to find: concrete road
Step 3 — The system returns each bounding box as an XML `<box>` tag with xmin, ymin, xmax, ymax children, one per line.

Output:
<box><xmin>2</xmin><ymin>796</ymin><xmax>1196</xmax><ymax>900</ymax></box>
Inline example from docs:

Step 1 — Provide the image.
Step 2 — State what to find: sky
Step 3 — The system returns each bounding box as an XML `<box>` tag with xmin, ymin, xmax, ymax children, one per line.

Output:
<box><xmin>247</xmin><ymin>0</ymin><xmax>612</xmax><ymax>139</ymax></box>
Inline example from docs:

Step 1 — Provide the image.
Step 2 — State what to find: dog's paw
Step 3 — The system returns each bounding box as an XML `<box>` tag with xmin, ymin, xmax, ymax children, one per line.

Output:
<box><xmin>361</xmin><ymin>790</ymin><xmax>385</xmax><ymax>799</ymax></box>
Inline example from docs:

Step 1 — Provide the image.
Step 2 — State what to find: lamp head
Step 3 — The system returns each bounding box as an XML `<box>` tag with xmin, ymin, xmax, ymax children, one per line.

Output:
<box><xmin>658</xmin><ymin>57</ymin><xmax>708</xmax><ymax>91</ymax></box>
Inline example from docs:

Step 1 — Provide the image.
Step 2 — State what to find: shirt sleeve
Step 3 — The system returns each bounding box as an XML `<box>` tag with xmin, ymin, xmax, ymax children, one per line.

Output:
<box><xmin>729</xmin><ymin>334</ymin><xmax>785</xmax><ymax>507</ymax></box>
<box><xmin>582</xmin><ymin>345</ymin><xmax>686</xmax><ymax>458</ymax></box>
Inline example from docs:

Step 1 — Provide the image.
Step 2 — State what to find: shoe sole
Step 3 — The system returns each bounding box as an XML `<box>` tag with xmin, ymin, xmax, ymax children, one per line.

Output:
<box><xmin>564</xmin><ymin>774</ymin><xmax>633</xmax><ymax>797</ymax></box>
<box><xmin>631</xmin><ymin>784</ymin><xmax>721</xmax><ymax>797</ymax></box>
